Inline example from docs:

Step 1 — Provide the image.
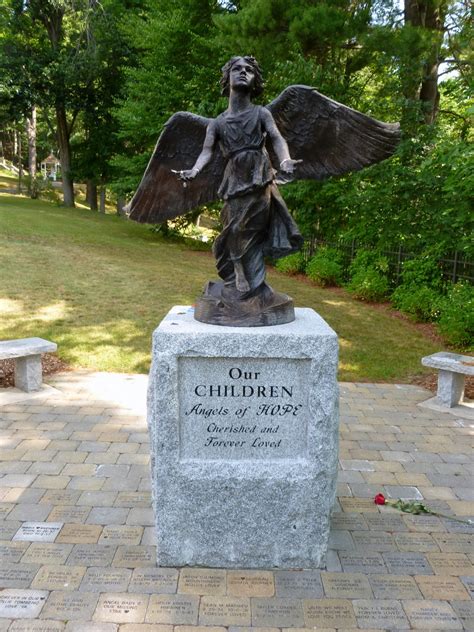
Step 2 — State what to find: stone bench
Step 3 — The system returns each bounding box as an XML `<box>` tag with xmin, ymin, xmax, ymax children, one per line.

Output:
<box><xmin>422</xmin><ymin>351</ymin><xmax>474</xmax><ymax>407</ymax></box>
<box><xmin>0</xmin><ymin>337</ymin><xmax>57</xmax><ymax>392</ymax></box>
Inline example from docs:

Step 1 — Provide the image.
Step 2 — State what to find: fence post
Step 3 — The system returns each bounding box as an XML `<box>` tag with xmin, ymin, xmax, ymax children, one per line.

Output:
<box><xmin>452</xmin><ymin>251</ymin><xmax>458</xmax><ymax>283</ymax></box>
<box><xmin>396</xmin><ymin>245</ymin><xmax>403</xmax><ymax>283</ymax></box>
<box><xmin>350</xmin><ymin>239</ymin><xmax>356</xmax><ymax>263</ymax></box>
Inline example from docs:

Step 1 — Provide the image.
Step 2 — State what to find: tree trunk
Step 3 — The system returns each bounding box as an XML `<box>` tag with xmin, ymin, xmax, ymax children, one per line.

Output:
<box><xmin>116</xmin><ymin>196</ymin><xmax>126</xmax><ymax>217</ymax></box>
<box><xmin>86</xmin><ymin>180</ymin><xmax>98</xmax><ymax>210</ymax></box>
<box><xmin>404</xmin><ymin>0</ymin><xmax>445</xmax><ymax>124</ymax></box>
<box><xmin>56</xmin><ymin>104</ymin><xmax>75</xmax><ymax>207</ymax></box>
<box><xmin>17</xmin><ymin>130</ymin><xmax>23</xmax><ymax>193</ymax></box>
<box><xmin>26</xmin><ymin>106</ymin><xmax>38</xmax><ymax>198</ymax></box>
<box><xmin>99</xmin><ymin>186</ymin><xmax>106</xmax><ymax>213</ymax></box>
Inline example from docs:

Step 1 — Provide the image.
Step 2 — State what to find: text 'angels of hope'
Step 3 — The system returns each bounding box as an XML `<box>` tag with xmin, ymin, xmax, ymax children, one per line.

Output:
<box><xmin>184</xmin><ymin>366</ymin><xmax>304</xmax><ymax>451</ymax></box>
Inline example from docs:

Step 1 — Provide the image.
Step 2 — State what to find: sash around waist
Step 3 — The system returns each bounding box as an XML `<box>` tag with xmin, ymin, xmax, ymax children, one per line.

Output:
<box><xmin>224</xmin><ymin>142</ymin><xmax>264</xmax><ymax>159</ymax></box>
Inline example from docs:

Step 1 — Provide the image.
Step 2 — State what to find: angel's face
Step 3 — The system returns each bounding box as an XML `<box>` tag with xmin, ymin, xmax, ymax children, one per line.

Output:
<box><xmin>229</xmin><ymin>58</ymin><xmax>255</xmax><ymax>93</ymax></box>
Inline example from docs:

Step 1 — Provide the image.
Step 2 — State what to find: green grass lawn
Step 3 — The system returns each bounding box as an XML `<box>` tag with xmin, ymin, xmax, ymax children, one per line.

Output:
<box><xmin>0</xmin><ymin>169</ymin><xmax>22</xmax><ymax>190</ymax></box>
<box><xmin>0</xmin><ymin>193</ymin><xmax>441</xmax><ymax>381</ymax></box>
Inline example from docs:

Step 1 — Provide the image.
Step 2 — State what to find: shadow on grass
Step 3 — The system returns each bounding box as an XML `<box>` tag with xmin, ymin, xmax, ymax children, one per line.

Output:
<box><xmin>0</xmin><ymin>194</ymin><xmax>441</xmax><ymax>382</ymax></box>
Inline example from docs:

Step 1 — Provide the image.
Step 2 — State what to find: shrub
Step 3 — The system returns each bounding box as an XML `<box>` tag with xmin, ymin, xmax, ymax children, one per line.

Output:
<box><xmin>305</xmin><ymin>247</ymin><xmax>343</xmax><ymax>286</ymax></box>
<box><xmin>396</xmin><ymin>251</ymin><xmax>445</xmax><ymax>292</ymax></box>
<box><xmin>275</xmin><ymin>252</ymin><xmax>306</xmax><ymax>275</ymax></box>
<box><xmin>391</xmin><ymin>250</ymin><xmax>446</xmax><ymax>322</ymax></box>
<box><xmin>348</xmin><ymin>249</ymin><xmax>389</xmax><ymax>277</ymax></box>
<box><xmin>392</xmin><ymin>286</ymin><xmax>442</xmax><ymax>322</ymax></box>
<box><xmin>347</xmin><ymin>268</ymin><xmax>389</xmax><ymax>301</ymax></box>
<box><xmin>346</xmin><ymin>249</ymin><xmax>389</xmax><ymax>301</ymax></box>
<box><xmin>437</xmin><ymin>283</ymin><xmax>474</xmax><ymax>348</ymax></box>
<box><xmin>24</xmin><ymin>175</ymin><xmax>60</xmax><ymax>204</ymax></box>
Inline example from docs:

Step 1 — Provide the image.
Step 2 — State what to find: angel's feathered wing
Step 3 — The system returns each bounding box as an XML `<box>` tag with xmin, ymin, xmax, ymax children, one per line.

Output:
<box><xmin>267</xmin><ymin>85</ymin><xmax>400</xmax><ymax>181</ymax></box>
<box><xmin>127</xmin><ymin>112</ymin><xmax>224</xmax><ymax>224</ymax></box>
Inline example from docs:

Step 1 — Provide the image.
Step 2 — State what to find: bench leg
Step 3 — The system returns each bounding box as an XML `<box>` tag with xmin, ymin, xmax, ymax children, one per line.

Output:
<box><xmin>437</xmin><ymin>369</ymin><xmax>465</xmax><ymax>407</ymax></box>
<box><xmin>14</xmin><ymin>355</ymin><xmax>43</xmax><ymax>392</ymax></box>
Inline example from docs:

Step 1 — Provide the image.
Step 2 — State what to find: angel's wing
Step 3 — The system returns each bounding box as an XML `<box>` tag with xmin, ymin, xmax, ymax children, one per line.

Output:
<box><xmin>266</xmin><ymin>85</ymin><xmax>400</xmax><ymax>181</ymax></box>
<box><xmin>127</xmin><ymin>112</ymin><xmax>224</xmax><ymax>223</ymax></box>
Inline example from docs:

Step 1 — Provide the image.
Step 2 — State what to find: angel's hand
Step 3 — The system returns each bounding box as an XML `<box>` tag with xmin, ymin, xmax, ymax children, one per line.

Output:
<box><xmin>280</xmin><ymin>158</ymin><xmax>303</xmax><ymax>173</ymax></box>
<box><xmin>172</xmin><ymin>168</ymin><xmax>199</xmax><ymax>182</ymax></box>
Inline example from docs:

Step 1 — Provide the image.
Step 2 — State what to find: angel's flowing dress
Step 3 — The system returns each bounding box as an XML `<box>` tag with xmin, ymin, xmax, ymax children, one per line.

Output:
<box><xmin>213</xmin><ymin>105</ymin><xmax>302</xmax><ymax>295</ymax></box>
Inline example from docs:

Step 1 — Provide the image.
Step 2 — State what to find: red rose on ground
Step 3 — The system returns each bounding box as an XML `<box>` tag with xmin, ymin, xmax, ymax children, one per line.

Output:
<box><xmin>374</xmin><ymin>493</ymin><xmax>386</xmax><ymax>505</ymax></box>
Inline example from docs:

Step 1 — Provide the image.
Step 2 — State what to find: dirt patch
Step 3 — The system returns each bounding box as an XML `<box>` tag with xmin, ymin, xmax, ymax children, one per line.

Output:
<box><xmin>411</xmin><ymin>372</ymin><xmax>474</xmax><ymax>400</ymax></box>
<box><xmin>0</xmin><ymin>353</ymin><xmax>70</xmax><ymax>388</ymax></box>
<box><xmin>364</xmin><ymin>300</ymin><xmax>446</xmax><ymax>345</ymax></box>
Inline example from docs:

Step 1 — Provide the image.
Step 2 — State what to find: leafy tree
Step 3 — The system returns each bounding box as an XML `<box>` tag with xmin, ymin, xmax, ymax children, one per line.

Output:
<box><xmin>215</xmin><ymin>0</ymin><xmax>385</xmax><ymax>103</ymax></box>
<box><xmin>72</xmin><ymin>0</ymin><xmax>137</xmax><ymax>210</ymax></box>
<box><xmin>214</xmin><ymin>0</ymin><xmax>472</xmax><ymax>260</ymax></box>
<box><xmin>0</xmin><ymin>0</ymin><xmax>133</xmax><ymax>206</ymax></box>
<box><xmin>112</xmin><ymin>0</ymin><xmax>226</xmax><ymax>198</ymax></box>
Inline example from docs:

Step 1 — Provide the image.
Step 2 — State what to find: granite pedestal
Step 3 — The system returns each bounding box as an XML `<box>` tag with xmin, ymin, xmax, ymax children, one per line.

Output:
<box><xmin>147</xmin><ymin>306</ymin><xmax>339</xmax><ymax>569</ymax></box>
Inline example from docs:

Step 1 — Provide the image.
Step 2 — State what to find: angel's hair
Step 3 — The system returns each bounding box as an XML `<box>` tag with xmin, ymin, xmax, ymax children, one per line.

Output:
<box><xmin>220</xmin><ymin>56</ymin><xmax>264</xmax><ymax>97</ymax></box>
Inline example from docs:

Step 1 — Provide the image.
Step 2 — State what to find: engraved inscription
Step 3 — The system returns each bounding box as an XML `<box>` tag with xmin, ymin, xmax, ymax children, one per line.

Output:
<box><xmin>179</xmin><ymin>357</ymin><xmax>310</xmax><ymax>460</ymax></box>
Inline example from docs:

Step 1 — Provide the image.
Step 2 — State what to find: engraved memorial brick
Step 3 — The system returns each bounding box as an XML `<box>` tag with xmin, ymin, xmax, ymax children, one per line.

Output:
<box><xmin>415</xmin><ymin>576</ymin><xmax>470</xmax><ymax>600</ymax></box>
<box><xmin>369</xmin><ymin>575</ymin><xmax>422</xmax><ymax>600</ymax></box>
<box><xmin>0</xmin><ymin>589</ymin><xmax>47</xmax><ymax>619</ymax></box>
<box><xmin>79</xmin><ymin>567</ymin><xmax>132</xmax><ymax>593</ymax></box>
<box><xmin>353</xmin><ymin>599</ymin><xmax>409</xmax><ymax>629</ymax></box>
<box><xmin>451</xmin><ymin>600</ymin><xmax>474</xmax><ymax>629</ymax></box>
<box><xmin>274</xmin><ymin>570</ymin><xmax>322</xmax><ymax>598</ymax></box>
<box><xmin>13</xmin><ymin>523</ymin><xmax>63</xmax><ymax>543</ymax></box>
<box><xmin>146</xmin><ymin>594</ymin><xmax>199</xmax><ymax>625</ymax></box>
<box><xmin>32</xmin><ymin>565</ymin><xmax>85</xmax><ymax>591</ymax></box>
<box><xmin>47</xmin><ymin>506</ymin><xmax>90</xmax><ymax>524</ymax></box>
<box><xmin>98</xmin><ymin>526</ymin><xmax>143</xmax><ymax>546</ymax></box>
<box><xmin>0</xmin><ymin>541</ymin><xmax>29</xmax><ymax>563</ymax></box>
<box><xmin>179</xmin><ymin>569</ymin><xmax>226</xmax><ymax>595</ymax></box>
<box><xmin>8</xmin><ymin>620</ymin><xmax>65</xmax><ymax>631</ymax></box>
<box><xmin>303</xmin><ymin>599</ymin><xmax>356</xmax><ymax>628</ymax></box>
<box><xmin>40</xmin><ymin>591</ymin><xmax>98</xmax><ymax>621</ymax></box>
<box><xmin>199</xmin><ymin>596</ymin><xmax>251</xmax><ymax>626</ymax></box>
<box><xmin>339</xmin><ymin>552</ymin><xmax>387</xmax><ymax>574</ymax></box>
<box><xmin>129</xmin><ymin>567</ymin><xmax>178</xmax><ymax>594</ymax></box>
<box><xmin>331</xmin><ymin>513</ymin><xmax>368</xmax><ymax>531</ymax></box>
<box><xmin>56</xmin><ymin>524</ymin><xmax>102</xmax><ymax>544</ymax></box>
<box><xmin>21</xmin><ymin>543</ymin><xmax>72</xmax><ymax>566</ymax></box>
<box><xmin>67</xmin><ymin>544</ymin><xmax>116</xmax><ymax>567</ymax></box>
<box><xmin>227</xmin><ymin>571</ymin><xmax>274</xmax><ymax>597</ymax></box>
<box><xmin>383</xmin><ymin>552</ymin><xmax>433</xmax><ymax>575</ymax></box>
<box><xmin>93</xmin><ymin>593</ymin><xmax>148</xmax><ymax>623</ymax></box>
<box><xmin>251</xmin><ymin>598</ymin><xmax>303</xmax><ymax>627</ymax></box>
<box><xmin>0</xmin><ymin>564</ymin><xmax>39</xmax><ymax>589</ymax></box>
<box><xmin>351</xmin><ymin>530</ymin><xmax>396</xmax><ymax>551</ymax></box>
<box><xmin>426</xmin><ymin>552</ymin><xmax>473</xmax><ymax>576</ymax></box>
<box><xmin>112</xmin><ymin>545</ymin><xmax>155</xmax><ymax>567</ymax></box>
<box><xmin>321</xmin><ymin>572</ymin><xmax>372</xmax><ymax>599</ymax></box>
<box><xmin>403</xmin><ymin>600</ymin><xmax>463</xmax><ymax>630</ymax></box>
<box><xmin>460</xmin><ymin>575</ymin><xmax>474</xmax><ymax>598</ymax></box>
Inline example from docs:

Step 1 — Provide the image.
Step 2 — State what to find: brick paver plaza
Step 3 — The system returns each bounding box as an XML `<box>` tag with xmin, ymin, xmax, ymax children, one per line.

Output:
<box><xmin>0</xmin><ymin>371</ymin><xmax>472</xmax><ymax>630</ymax></box>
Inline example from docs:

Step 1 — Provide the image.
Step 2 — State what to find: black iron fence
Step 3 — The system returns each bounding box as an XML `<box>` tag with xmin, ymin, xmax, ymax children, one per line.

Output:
<box><xmin>301</xmin><ymin>237</ymin><xmax>474</xmax><ymax>287</ymax></box>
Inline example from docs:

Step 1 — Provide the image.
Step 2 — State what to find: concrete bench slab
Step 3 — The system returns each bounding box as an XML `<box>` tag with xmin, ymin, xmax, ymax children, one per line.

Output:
<box><xmin>0</xmin><ymin>337</ymin><xmax>57</xmax><ymax>393</ymax></box>
<box><xmin>422</xmin><ymin>351</ymin><xmax>474</xmax><ymax>408</ymax></box>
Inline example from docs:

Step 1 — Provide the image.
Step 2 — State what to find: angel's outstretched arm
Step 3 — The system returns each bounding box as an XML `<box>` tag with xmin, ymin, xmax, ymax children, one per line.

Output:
<box><xmin>261</xmin><ymin>108</ymin><xmax>301</xmax><ymax>173</ymax></box>
<box><xmin>179</xmin><ymin>119</ymin><xmax>218</xmax><ymax>180</ymax></box>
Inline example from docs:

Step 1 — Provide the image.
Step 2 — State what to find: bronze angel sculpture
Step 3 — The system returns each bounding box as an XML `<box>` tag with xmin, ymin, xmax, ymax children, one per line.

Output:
<box><xmin>127</xmin><ymin>56</ymin><xmax>400</xmax><ymax>326</ymax></box>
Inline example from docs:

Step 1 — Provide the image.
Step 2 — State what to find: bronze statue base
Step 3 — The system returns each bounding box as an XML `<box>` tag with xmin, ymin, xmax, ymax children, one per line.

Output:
<box><xmin>194</xmin><ymin>281</ymin><xmax>295</xmax><ymax>327</ymax></box>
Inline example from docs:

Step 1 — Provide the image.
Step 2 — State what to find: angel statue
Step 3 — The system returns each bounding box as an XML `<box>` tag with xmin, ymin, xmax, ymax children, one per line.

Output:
<box><xmin>127</xmin><ymin>56</ymin><xmax>400</xmax><ymax>326</ymax></box>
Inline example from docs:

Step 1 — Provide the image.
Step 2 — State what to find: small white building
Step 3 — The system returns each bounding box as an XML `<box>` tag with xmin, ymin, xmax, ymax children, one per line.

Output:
<box><xmin>40</xmin><ymin>154</ymin><xmax>60</xmax><ymax>180</ymax></box>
